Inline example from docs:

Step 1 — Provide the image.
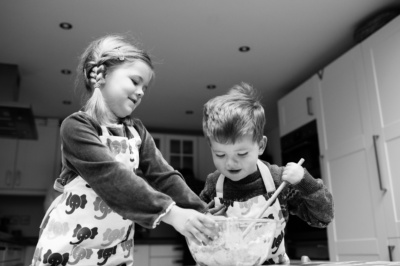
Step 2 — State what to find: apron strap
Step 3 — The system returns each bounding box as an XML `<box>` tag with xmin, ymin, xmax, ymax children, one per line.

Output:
<box><xmin>100</xmin><ymin>126</ymin><xmax>110</xmax><ymax>137</ymax></box>
<box><xmin>215</xmin><ymin>160</ymin><xmax>276</xmax><ymax>197</ymax></box>
<box><xmin>127</xmin><ymin>126</ymin><xmax>142</xmax><ymax>143</ymax></box>
<box><xmin>257</xmin><ymin>160</ymin><xmax>276</xmax><ymax>193</ymax></box>
<box><xmin>216</xmin><ymin>174</ymin><xmax>225</xmax><ymax>198</ymax></box>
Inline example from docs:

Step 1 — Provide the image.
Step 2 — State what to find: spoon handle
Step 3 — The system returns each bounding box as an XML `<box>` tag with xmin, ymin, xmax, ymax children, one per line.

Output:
<box><xmin>256</xmin><ymin>158</ymin><xmax>305</xmax><ymax>219</ymax></box>
<box><xmin>242</xmin><ymin>158</ymin><xmax>305</xmax><ymax>238</ymax></box>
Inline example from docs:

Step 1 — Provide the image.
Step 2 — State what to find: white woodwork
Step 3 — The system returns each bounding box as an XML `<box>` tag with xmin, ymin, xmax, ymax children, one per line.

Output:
<box><xmin>278</xmin><ymin>76</ymin><xmax>318</xmax><ymax>136</ymax></box>
<box><xmin>134</xmin><ymin>244</ymin><xmax>149</xmax><ymax>266</ymax></box>
<box><xmin>362</xmin><ymin>15</ymin><xmax>400</xmax><ymax>240</ymax></box>
<box><xmin>315</xmin><ymin>45</ymin><xmax>388</xmax><ymax>261</ymax></box>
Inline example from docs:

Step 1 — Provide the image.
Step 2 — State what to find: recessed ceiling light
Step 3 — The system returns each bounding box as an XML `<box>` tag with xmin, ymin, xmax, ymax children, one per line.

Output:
<box><xmin>207</xmin><ymin>84</ymin><xmax>216</xmax><ymax>89</ymax></box>
<box><xmin>185</xmin><ymin>110</ymin><xmax>194</xmax><ymax>115</ymax></box>
<box><xmin>61</xmin><ymin>69</ymin><xmax>71</xmax><ymax>75</ymax></box>
<box><xmin>62</xmin><ymin>100</ymin><xmax>72</xmax><ymax>105</ymax></box>
<box><xmin>239</xmin><ymin>46</ymin><xmax>250</xmax><ymax>52</ymax></box>
<box><xmin>59</xmin><ymin>22</ymin><xmax>73</xmax><ymax>30</ymax></box>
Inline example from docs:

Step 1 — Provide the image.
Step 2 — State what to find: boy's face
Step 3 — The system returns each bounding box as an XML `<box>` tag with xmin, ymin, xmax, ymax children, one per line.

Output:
<box><xmin>209</xmin><ymin>135</ymin><xmax>267</xmax><ymax>181</ymax></box>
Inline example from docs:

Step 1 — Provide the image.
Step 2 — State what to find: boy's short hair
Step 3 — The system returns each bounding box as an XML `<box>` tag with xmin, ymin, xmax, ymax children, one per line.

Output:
<box><xmin>202</xmin><ymin>82</ymin><xmax>265</xmax><ymax>144</ymax></box>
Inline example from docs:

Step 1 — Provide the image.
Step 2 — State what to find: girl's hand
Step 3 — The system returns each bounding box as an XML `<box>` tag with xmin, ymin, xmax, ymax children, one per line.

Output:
<box><xmin>282</xmin><ymin>162</ymin><xmax>304</xmax><ymax>185</ymax></box>
<box><xmin>161</xmin><ymin>205</ymin><xmax>219</xmax><ymax>245</ymax></box>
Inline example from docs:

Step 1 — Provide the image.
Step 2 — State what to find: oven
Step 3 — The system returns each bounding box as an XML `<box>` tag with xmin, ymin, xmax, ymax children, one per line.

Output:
<box><xmin>280</xmin><ymin>120</ymin><xmax>329</xmax><ymax>260</ymax></box>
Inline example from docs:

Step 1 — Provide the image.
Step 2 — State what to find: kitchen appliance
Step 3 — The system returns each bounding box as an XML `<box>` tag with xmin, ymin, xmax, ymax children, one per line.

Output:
<box><xmin>280</xmin><ymin>120</ymin><xmax>329</xmax><ymax>260</ymax></box>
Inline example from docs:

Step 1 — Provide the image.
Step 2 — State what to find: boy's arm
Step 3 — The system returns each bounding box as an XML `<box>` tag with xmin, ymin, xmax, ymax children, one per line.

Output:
<box><xmin>199</xmin><ymin>172</ymin><xmax>219</xmax><ymax>204</ymax></box>
<box><xmin>286</xmin><ymin>168</ymin><xmax>334</xmax><ymax>227</ymax></box>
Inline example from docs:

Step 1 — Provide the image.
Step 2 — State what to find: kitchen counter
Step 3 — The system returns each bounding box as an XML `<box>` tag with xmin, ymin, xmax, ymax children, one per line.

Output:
<box><xmin>289</xmin><ymin>262</ymin><xmax>400</xmax><ymax>265</ymax></box>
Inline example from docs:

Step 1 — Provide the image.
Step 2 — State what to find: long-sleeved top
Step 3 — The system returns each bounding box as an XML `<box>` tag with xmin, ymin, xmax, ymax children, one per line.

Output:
<box><xmin>199</xmin><ymin>160</ymin><xmax>334</xmax><ymax>228</ymax></box>
<box><xmin>56</xmin><ymin>112</ymin><xmax>207</xmax><ymax>228</ymax></box>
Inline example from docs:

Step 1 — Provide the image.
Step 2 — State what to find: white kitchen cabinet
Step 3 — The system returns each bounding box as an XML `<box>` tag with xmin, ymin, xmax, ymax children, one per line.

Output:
<box><xmin>315</xmin><ymin>44</ymin><xmax>389</xmax><ymax>261</ymax></box>
<box><xmin>0</xmin><ymin>118</ymin><xmax>60</xmax><ymax>195</ymax></box>
<box><xmin>0</xmin><ymin>241</ymin><xmax>24</xmax><ymax>266</ymax></box>
<box><xmin>361</xmin><ymin>14</ymin><xmax>400</xmax><ymax>250</ymax></box>
<box><xmin>149</xmin><ymin>244</ymin><xmax>183</xmax><ymax>266</ymax></box>
<box><xmin>278</xmin><ymin>76</ymin><xmax>318</xmax><ymax>136</ymax></box>
<box><xmin>134</xmin><ymin>244</ymin><xmax>149</xmax><ymax>266</ymax></box>
<box><xmin>387</xmin><ymin>238</ymin><xmax>400</xmax><ymax>262</ymax></box>
<box><xmin>303</xmin><ymin>15</ymin><xmax>400</xmax><ymax>262</ymax></box>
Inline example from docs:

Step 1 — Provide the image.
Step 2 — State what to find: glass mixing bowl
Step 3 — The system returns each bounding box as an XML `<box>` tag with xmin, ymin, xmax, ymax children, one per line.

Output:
<box><xmin>185</xmin><ymin>217</ymin><xmax>277</xmax><ymax>266</ymax></box>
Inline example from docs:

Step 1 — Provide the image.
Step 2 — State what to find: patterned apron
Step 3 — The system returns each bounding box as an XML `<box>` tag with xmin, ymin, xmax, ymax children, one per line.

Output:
<box><xmin>31</xmin><ymin>125</ymin><xmax>142</xmax><ymax>266</ymax></box>
<box><xmin>214</xmin><ymin>160</ymin><xmax>290</xmax><ymax>265</ymax></box>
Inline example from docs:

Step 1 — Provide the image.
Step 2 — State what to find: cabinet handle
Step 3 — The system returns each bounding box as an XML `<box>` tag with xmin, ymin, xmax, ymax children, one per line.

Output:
<box><xmin>14</xmin><ymin>170</ymin><xmax>21</xmax><ymax>187</ymax></box>
<box><xmin>5</xmin><ymin>170</ymin><xmax>13</xmax><ymax>186</ymax></box>
<box><xmin>372</xmin><ymin>135</ymin><xmax>386</xmax><ymax>193</ymax></box>
<box><xmin>306</xmin><ymin>97</ymin><xmax>313</xmax><ymax>116</ymax></box>
<box><xmin>388</xmin><ymin>245</ymin><xmax>395</xmax><ymax>261</ymax></box>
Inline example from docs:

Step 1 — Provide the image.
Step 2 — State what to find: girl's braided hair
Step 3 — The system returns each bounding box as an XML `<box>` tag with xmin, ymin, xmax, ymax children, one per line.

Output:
<box><xmin>75</xmin><ymin>34</ymin><xmax>154</xmax><ymax>125</ymax></box>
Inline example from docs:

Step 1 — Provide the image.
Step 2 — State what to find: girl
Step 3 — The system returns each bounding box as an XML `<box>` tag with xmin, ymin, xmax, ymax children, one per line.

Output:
<box><xmin>31</xmin><ymin>34</ymin><xmax>218</xmax><ymax>266</ymax></box>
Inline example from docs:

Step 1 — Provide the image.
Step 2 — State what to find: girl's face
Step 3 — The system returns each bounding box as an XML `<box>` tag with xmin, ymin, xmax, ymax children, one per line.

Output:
<box><xmin>101</xmin><ymin>60</ymin><xmax>153</xmax><ymax>119</ymax></box>
<box><xmin>209</xmin><ymin>135</ymin><xmax>267</xmax><ymax>181</ymax></box>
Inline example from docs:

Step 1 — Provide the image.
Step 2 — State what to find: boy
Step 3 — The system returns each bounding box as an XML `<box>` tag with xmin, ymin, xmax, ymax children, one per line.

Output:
<box><xmin>200</xmin><ymin>82</ymin><xmax>334</xmax><ymax>264</ymax></box>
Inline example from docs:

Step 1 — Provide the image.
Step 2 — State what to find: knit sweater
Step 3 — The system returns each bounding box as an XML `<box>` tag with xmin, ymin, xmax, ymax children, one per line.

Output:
<box><xmin>56</xmin><ymin>112</ymin><xmax>207</xmax><ymax>228</ymax></box>
<box><xmin>199</xmin><ymin>161</ymin><xmax>334</xmax><ymax>228</ymax></box>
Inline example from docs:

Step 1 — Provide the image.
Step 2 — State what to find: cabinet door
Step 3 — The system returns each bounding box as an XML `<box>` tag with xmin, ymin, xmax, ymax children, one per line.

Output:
<box><xmin>315</xmin><ymin>45</ymin><xmax>388</xmax><ymax>261</ymax></box>
<box><xmin>278</xmin><ymin>76</ymin><xmax>318</xmax><ymax>136</ymax></box>
<box><xmin>387</xmin><ymin>238</ymin><xmax>400</xmax><ymax>262</ymax></box>
<box><xmin>0</xmin><ymin>139</ymin><xmax>17</xmax><ymax>190</ymax></box>
<box><xmin>149</xmin><ymin>244</ymin><xmax>183</xmax><ymax>266</ymax></box>
<box><xmin>134</xmin><ymin>244</ymin><xmax>149</xmax><ymax>266</ymax></box>
<box><xmin>362</xmin><ymin>15</ymin><xmax>400</xmax><ymax>239</ymax></box>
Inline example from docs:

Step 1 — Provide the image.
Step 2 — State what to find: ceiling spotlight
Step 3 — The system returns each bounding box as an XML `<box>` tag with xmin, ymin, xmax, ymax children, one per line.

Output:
<box><xmin>206</xmin><ymin>84</ymin><xmax>216</xmax><ymax>89</ymax></box>
<box><xmin>59</xmin><ymin>22</ymin><xmax>73</xmax><ymax>30</ymax></box>
<box><xmin>185</xmin><ymin>110</ymin><xmax>194</xmax><ymax>115</ymax></box>
<box><xmin>61</xmin><ymin>69</ymin><xmax>72</xmax><ymax>75</ymax></box>
<box><xmin>239</xmin><ymin>46</ymin><xmax>250</xmax><ymax>52</ymax></box>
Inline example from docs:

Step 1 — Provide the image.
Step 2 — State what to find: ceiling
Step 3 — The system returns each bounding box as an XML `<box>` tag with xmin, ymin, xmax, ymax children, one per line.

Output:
<box><xmin>1</xmin><ymin>0</ymin><xmax>400</xmax><ymax>134</ymax></box>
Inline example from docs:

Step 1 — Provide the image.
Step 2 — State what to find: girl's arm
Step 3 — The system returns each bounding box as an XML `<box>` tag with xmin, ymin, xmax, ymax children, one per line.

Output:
<box><xmin>60</xmin><ymin>113</ymin><xmax>176</xmax><ymax>229</ymax></box>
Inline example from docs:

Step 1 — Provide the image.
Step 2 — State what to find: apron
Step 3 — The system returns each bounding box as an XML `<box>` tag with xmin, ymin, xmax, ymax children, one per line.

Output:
<box><xmin>31</xmin><ymin>125</ymin><xmax>142</xmax><ymax>266</ymax></box>
<box><xmin>214</xmin><ymin>160</ymin><xmax>290</xmax><ymax>265</ymax></box>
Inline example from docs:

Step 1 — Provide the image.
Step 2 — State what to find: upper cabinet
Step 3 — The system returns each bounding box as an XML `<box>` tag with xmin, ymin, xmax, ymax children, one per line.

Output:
<box><xmin>278</xmin><ymin>76</ymin><xmax>319</xmax><ymax>136</ymax></box>
<box><xmin>0</xmin><ymin>118</ymin><xmax>60</xmax><ymax>195</ymax></box>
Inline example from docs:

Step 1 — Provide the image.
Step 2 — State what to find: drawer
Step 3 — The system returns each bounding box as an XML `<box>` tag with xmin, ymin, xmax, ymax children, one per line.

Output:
<box><xmin>150</xmin><ymin>244</ymin><xmax>183</xmax><ymax>257</ymax></box>
<box><xmin>134</xmin><ymin>244</ymin><xmax>149</xmax><ymax>266</ymax></box>
<box><xmin>150</xmin><ymin>257</ymin><xmax>183</xmax><ymax>266</ymax></box>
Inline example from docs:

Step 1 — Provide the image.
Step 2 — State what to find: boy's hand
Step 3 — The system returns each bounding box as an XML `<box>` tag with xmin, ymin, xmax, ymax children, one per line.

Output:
<box><xmin>207</xmin><ymin>200</ymin><xmax>227</xmax><ymax>216</ymax></box>
<box><xmin>282</xmin><ymin>162</ymin><xmax>304</xmax><ymax>185</ymax></box>
<box><xmin>161</xmin><ymin>205</ymin><xmax>218</xmax><ymax>245</ymax></box>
